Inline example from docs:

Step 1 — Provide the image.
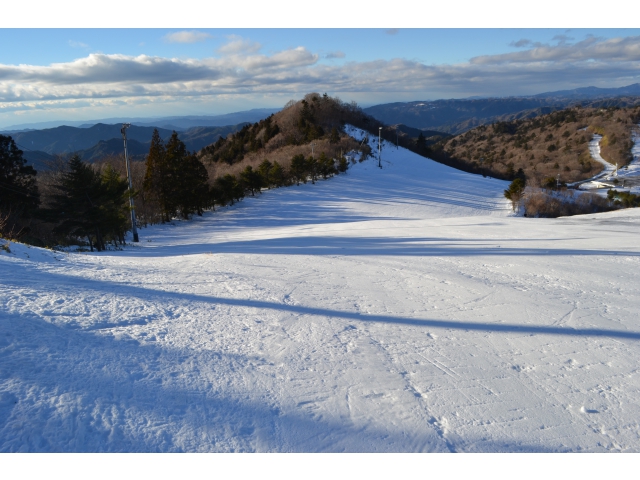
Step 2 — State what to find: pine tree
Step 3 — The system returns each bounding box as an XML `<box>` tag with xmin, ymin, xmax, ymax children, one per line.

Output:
<box><xmin>214</xmin><ymin>174</ymin><xmax>243</xmax><ymax>206</ymax></box>
<box><xmin>329</xmin><ymin>127</ymin><xmax>340</xmax><ymax>144</ymax></box>
<box><xmin>179</xmin><ymin>153</ymin><xmax>209</xmax><ymax>218</ymax></box>
<box><xmin>240</xmin><ymin>165</ymin><xmax>262</xmax><ymax>196</ymax></box>
<box><xmin>317</xmin><ymin>152</ymin><xmax>336</xmax><ymax>179</ymax></box>
<box><xmin>258</xmin><ymin>160</ymin><xmax>273</xmax><ymax>188</ymax></box>
<box><xmin>290</xmin><ymin>154</ymin><xmax>307</xmax><ymax>186</ymax></box>
<box><xmin>144</xmin><ymin>130</ymin><xmax>210</xmax><ymax>220</ymax></box>
<box><xmin>0</xmin><ymin>135</ymin><xmax>39</xmax><ymax>237</ymax></box>
<box><xmin>504</xmin><ymin>178</ymin><xmax>525</xmax><ymax>212</ymax></box>
<box><xmin>42</xmin><ymin>155</ymin><xmax>129</xmax><ymax>251</ymax></box>
<box><xmin>164</xmin><ymin>131</ymin><xmax>187</xmax><ymax>219</ymax></box>
<box><xmin>100</xmin><ymin>164</ymin><xmax>130</xmax><ymax>245</ymax></box>
<box><xmin>306</xmin><ymin>155</ymin><xmax>318</xmax><ymax>184</ymax></box>
<box><xmin>337</xmin><ymin>156</ymin><xmax>349</xmax><ymax>173</ymax></box>
<box><xmin>416</xmin><ymin>133</ymin><xmax>427</xmax><ymax>153</ymax></box>
<box><xmin>270</xmin><ymin>161</ymin><xmax>285</xmax><ymax>187</ymax></box>
<box><xmin>143</xmin><ymin>129</ymin><xmax>171</xmax><ymax>222</ymax></box>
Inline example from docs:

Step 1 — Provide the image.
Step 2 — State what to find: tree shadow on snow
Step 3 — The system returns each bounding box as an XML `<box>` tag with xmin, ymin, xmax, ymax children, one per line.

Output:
<box><xmin>103</xmin><ymin>234</ymin><xmax>640</xmax><ymax>258</ymax></box>
<box><xmin>5</xmin><ymin>269</ymin><xmax>640</xmax><ymax>341</ymax></box>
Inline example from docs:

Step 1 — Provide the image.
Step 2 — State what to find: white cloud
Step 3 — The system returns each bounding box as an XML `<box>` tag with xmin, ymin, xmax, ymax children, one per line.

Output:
<box><xmin>1</xmin><ymin>35</ymin><xmax>639</xmax><ymax>117</ymax></box>
<box><xmin>217</xmin><ymin>35</ymin><xmax>262</xmax><ymax>55</ymax></box>
<box><xmin>510</xmin><ymin>39</ymin><xmax>536</xmax><ymax>48</ymax></box>
<box><xmin>325</xmin><ymin>51</ymin><xmax>346</xmax><ymax>59</ymax></box>
<box><xmin>163</xmin><ymin>30</ymin><xmax>212</xmax><ymax>44</ymax></box>
<box><xmin>474</xmin><ymin>36</ymin><xmax>640</xmax><ymax>64</ymax></box>
<box><xmin>68</xmin><ymin>40</ymin><xmax>89</xmax><ymax>49</ymax></box>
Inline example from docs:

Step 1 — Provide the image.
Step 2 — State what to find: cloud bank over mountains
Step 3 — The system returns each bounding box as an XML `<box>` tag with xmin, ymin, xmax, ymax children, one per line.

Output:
<box><xmin>1</xmin><ymin>34</ymin><xmax>639</xmax><ymax>118</ymax></box>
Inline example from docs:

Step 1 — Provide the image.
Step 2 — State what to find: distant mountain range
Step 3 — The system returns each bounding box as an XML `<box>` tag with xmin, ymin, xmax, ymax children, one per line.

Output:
<box><xmin>0</xmin><ymin>108</ymin><xmax>279</xmax><ymax>133</ymax></box>
<box><xmin>13</xmin><ymin>123</ymin><xmax>248</xmax><ymax>168</ymax></box>
<box><xmin>531</xmin><ymin>83</ymin><xmax>640</xmax><ymax>99</ymax></box>
<box><xmin>364</xmin><ymin>83</ymin><xmax>640</xmax><ymax>135</ymax></box>
<box><xmin>7</xmin><ymin>83</ymin><xmax>640</xmax><ymax>169</ymax></box>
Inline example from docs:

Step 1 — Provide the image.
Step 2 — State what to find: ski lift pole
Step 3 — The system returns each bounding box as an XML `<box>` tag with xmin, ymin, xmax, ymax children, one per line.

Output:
<box><xmin>121</xmin><ymin>123</ymin><xmax>139</xmax><ymax>242</ymax></box>
<box><xmin>378</xmin><ymin>127</ymin><xmax>382</xmax><ymax>168</ymax></box>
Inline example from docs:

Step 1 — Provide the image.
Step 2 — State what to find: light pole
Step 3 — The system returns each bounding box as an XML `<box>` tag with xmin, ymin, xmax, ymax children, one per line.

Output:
<box><xmin>395</xmin><ymin>126</ymin><xmax>398</xmax><ymax>150</ymax></box>
<box><xmin>556</xmin><ymin>173</ymin><xmax>560</xmax><ymax>190</ymax></box>
<box><xmin>310</xmin><ymin>142</ymin><xmax>316</xmax><ymax>184</ymax></box>
<box><xmin>121</xmin><ymin>123</ymin><xmax>139</xmax><ymax>243</ymax></box>
<box><xmin>378</xmin><ymin>127</ymin><xmax>382</xmax><ymax>168</ymax></box>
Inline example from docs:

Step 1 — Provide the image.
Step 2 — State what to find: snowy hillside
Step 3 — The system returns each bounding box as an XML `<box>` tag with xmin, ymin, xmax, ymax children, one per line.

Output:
<box><xmin>2</xmin><ymin>129</ymin><xmax>640</xmax><ymax>452</ymax></box>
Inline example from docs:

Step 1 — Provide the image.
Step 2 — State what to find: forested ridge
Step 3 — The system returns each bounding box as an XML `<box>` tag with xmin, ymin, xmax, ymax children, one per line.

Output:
<box><xmin>430</xmin><ymin>105</ymin><xmax>640</xmax><ymax>186</ymax></box>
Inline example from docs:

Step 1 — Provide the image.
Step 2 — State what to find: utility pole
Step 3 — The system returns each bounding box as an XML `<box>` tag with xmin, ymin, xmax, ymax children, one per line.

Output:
<box><xmin>378</xmin><ymin>127</ymin><xmax>382</xmax><ymax>168</ymax></box>
<box><xmin>310</xmin><ymin>142</ymin><xmax>316</xmax><ymax>184</ymax></box>
<box><xmin>121</xmin><ymin>123</ymin><xmax>139</xmax><ymax>243</ymax></box>
<box><xmin>395</xmin><ymin>127</ymin><xmax>398</xmax><ymax>150</ymax></box>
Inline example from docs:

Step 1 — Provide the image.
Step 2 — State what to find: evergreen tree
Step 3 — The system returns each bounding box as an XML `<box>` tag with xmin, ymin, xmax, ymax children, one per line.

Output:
<box><xmin>317</xmin><ymin>152</ymin><xmax>336</xmax><ymax>179</ymax></box>
<box><xmin>143</xmin><ymin>129</ymin><xmax>172</xmax><ymax>222</ymax></box>
<box><xmin>42</xmin><ymin>155</ymin><xmax>128</xmax><ymax>251</ymax></box>
<box><xmin>0</xmin><ymin>135</ymin><xmax>39</xmax><ymax>237</ymax></box>
<box><xmin>296</xmin><ymin>100</ymin><xmax>324</xmax><ymax>142</ymax></box>
<box><xmin>329</xmin><ymin>127</ymin><xmax>340</xmax><ymax>144</ymax></box>
<box><xmin>214</xmin><ymin>174</ymin><xmax>243</xmax><ymax>206</ymax></box>
<box><xmin>99</xmin><ymin>164</ymin><xmax>130</xmax><ymax>245</ymax></box>
<box><xmin>416</xmin><ymin>133</ymin><xmax>427</xmax><ymax>153</ymax></box>
<box><xmin>290</xmin><ymin>154</ymin><xmax>307</xmax><ymax>185</ymax></box>
<box><xmin>164</xmin><ymin>131</ymin><xmax>188</xmax><ymax>218</ymax></box>
<box><xmin>306</xmin><ymin>155</ymin><xmax>318</xmax><ymax>184</ymax></box>
<box><xmin>504</xmin><ymin>178</ymin><xmax>525</xmax><ymax>212</ymax></box>
<box><xmin>145</xmin><ymin>130</ymin><xmax>210</xmax><ymax>220</ymax></box>
<box><xmin>179</xmin><ymin>153</ymin><xmax>209</xmax><ymax>217</ymax></box>
<box><xmin>258</xmin><ymin>160</ymin><xmax>273</xmax><ymax>188</ymax></box>
<box><xmin>240</xmin><ymin>165</ymin><xmax>262</xmax><ymax>196</ymax></box>
<box><xmin>270</xmin><ymin>161</ymin><xmax>285</xmax><ymax>187</ymax></box>
<box><xmin>337</xmin><ymin>156</ymin><xmax>349</xmax><ymax>173</ymax></box>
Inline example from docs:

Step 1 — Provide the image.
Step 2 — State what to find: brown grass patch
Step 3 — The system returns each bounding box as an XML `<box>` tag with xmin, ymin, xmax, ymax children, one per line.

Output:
<box><xmin>523</xmin><ymin>187</ymin><xmax>614</xmax><ymax>217</ymax></box>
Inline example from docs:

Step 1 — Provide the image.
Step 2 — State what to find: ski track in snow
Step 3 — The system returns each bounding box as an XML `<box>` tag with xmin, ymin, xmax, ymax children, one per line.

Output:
<box><xmin>2</xmin><ymin>127</ymin><xmax>640</xmax><ymax>452</ymax></box>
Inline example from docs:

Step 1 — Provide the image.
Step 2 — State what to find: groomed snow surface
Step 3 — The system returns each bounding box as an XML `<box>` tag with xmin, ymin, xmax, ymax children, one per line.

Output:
<box><xmin>2</xmin><ymin>127</ymin><xmax>640</xmax><ymax>452</ymax></box>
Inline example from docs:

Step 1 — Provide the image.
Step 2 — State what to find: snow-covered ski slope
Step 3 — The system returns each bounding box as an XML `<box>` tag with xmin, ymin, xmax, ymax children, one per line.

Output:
<box><xmin>2</xmin><ymin>127</ymin><xmax>640</xmax><ymax>452</ymax></box>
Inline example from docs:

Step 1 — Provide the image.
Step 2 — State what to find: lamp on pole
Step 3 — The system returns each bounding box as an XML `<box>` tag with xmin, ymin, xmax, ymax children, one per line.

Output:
<box><xmin>121</xmin><ymin>123</ymin><xmax>139</xmax><ymax>243</ymax></box>
<box><xmin>378</xmin><ymin>127</ymin><xmax>382</xmax><ymax>168</ymax></box>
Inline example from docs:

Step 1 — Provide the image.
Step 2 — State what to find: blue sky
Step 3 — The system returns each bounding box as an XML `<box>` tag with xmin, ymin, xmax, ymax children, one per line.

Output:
<box><xmin>1</xmin><ymin>26</ymin><xmax>639</xmax><ymax>128</ymax></box>
<box><xmin>5</xmin><ymin>29</ymin><xmax>638</xmax><ymax>67</ymax></box>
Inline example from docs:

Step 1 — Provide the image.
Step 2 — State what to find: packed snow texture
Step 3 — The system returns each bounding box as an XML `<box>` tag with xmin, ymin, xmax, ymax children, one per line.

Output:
<box><xmin>2</xmin><ymin>127</ymin><xmax>640</xmax><ymax>452</ymax></box>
